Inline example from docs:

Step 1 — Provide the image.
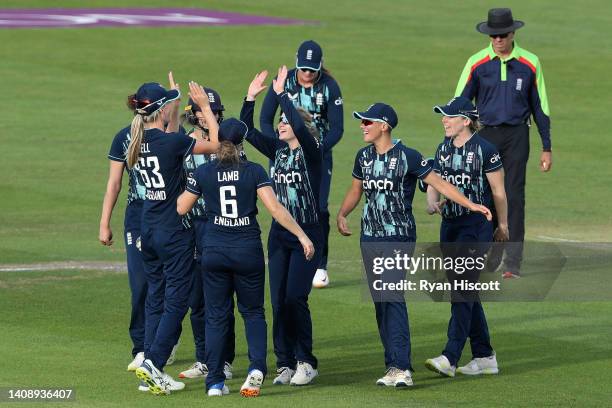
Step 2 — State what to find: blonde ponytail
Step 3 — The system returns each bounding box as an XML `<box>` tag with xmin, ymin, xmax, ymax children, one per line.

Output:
<box><xmin>126</xmin><ymin>110</ymin><xmax>161</xmax><ymax>168</ymax></box>
<box><xmin>127</xmin><ymin>114</ymin><xmax>144</xmax><ymax>169</ymax></box>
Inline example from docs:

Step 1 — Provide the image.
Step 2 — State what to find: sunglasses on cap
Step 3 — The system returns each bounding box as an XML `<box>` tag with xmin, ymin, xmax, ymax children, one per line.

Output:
<box><xmin>489</xmin><ymin>33</ymin><xmax>510</xmax><ymax>39</ymax></box>
<box><xmin>299</xmin><ymin>68</ymin><xmax>318</xmax><ymax>74</ymax></box>
<box><xmin>361</xmin><ymin>119</ymin><xmax>375</xmax><ymax>126</ymax></box>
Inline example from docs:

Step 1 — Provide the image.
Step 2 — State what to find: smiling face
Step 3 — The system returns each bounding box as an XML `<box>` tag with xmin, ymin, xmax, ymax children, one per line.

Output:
<box><xmin>360</xmin><ymin>119</ymin><xmax>386</xmax><ymax>143</ymax></box>
<box><xmin>441</xmin><ymin>115</ymin><xmax>470</xmax><ymax>138</ymax></box>
<box><xmin>277</xmin><ymin>117</ymin><xmax>297</xmax><ymax>142</ymax></box>
<box><xmin>297</xmin><ymin>68</ymin><xmax>318</xmax><ymax>86</ymax></box>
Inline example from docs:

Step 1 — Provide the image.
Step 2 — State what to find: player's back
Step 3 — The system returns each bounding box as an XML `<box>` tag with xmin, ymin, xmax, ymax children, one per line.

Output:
<box><xmin>191</xmin><ymin>160</ymin><xmax>271</xmax><ymax>248</ymax></box>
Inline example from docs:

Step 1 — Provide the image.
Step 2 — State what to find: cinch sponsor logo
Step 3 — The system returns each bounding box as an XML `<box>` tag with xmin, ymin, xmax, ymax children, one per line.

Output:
<box><xmin>362</xmin><ymin>178</ymin><xmax>394</xmax><ymax>190</ymax></box>
<box><xmin>274</xmin><ymin>171</ymin><xmax>302</xmax><ymax>184</ymax></box>
<box><xmin>441</xmin><ymin>171</ymin><xmax>471</xmax><ymax>185</ymax></box>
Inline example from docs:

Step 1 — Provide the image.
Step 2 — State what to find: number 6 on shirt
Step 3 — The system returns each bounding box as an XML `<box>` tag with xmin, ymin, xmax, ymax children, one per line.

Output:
<box><xmin>220</xmin><ymin>185</ymin><xmax>238</xmax><ymax>218</ymax></box>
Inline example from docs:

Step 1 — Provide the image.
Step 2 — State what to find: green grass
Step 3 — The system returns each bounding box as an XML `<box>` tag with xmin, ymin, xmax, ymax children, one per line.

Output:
<box><xmin>1</xmin><ymin>0</ymin><xmax>611</xmax><ymax>406</ymax></box>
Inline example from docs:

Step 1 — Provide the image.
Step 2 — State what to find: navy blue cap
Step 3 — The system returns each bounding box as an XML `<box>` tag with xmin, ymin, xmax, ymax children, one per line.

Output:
<box><xmin>185</xmin><ymin>87</ymin><xmax>224</xmax><ymax>114</ymax></box>
<box><xmin>433</xmin><ymin>96</ymin><xmax>479</xmax><ymax>120</ymax></box>
<box><xmin>218</xmin><ymin>118</ymin><xmax>248</xmax><ymax>145</ymax></box>
<box><xmin>134</xmin><ymin>82</ymin><xmax>180</xmax><ymax>116</ymax></box>
<box><xmin>296</xmin><ymin>40</ymin><xmax>323</xmax><ymax>71</ymax></box>
<box><xmin>353</xmin><ymin>103</ymin><xmax>398</xmax><ymax>129</ymax></box>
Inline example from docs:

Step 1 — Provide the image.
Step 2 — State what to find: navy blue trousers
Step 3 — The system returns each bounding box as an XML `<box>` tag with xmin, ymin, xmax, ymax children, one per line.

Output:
<box><xmin>141</xmin><ymin>226</ymin><xmax>194</xmax><ymax>370</ymax></box>
<box><xmin>360</xmin><ymin>235</ymin><xmax>415</xmax><ymax>371</ymax></box>
<box><xmin>268</xmin><ymin>225</ymin><xmax>322</xmax><ymax>369</ymax></box>
<box><xmin>318</xmin><ymin>151</ymin><xmax>332</xmax><ymax>269</ymax></box>
<box><xmin>189</xmin><ymin>217</ymin><xmax>236</xmax><ymax>364</ymax></box>
<box><xmin>440</xmin><ymin>213</ymin><xmax>494</xmax><ymax>366</ymax></box>
<box><xmin>124</xmin><ymin>202</ymin><xmax>147</xmax><ymax>357</ymax></box>
<box><xmin>202</xmin><ymin>246</ymin><xmax>267</xmax><ymax>388</ymax></box>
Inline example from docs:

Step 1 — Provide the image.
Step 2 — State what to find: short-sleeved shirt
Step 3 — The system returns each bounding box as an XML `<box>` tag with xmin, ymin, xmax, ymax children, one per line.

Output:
<box><xmin>433</xmin><ymin>134</ymin><xmax>502</xmax><ymax>219</ymax></box>
<box><xmin>107</xmin><ymin>125</ymin><xmax>146</xmax><ymax>206</ymax></box>
<box><xmin>139</xmin><ymin>128</ymin><xmax>195</xmax><ymax>230</ymax></box>
<box><xmin>186</xmin><ymin>160</ymin><xmax>271</xmax><ymax>248</ymax></box>
<box><xmin>352</xmin><ymin>140</ymin><xmax>432</xmax><ymax>238</ymax></box>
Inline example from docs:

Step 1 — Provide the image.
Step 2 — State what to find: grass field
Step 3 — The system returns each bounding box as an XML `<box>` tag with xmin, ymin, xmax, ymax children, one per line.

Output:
<box><xmin>1</xmin><ymin>1</ymin><xmax>611</xmax><ymax>407</ymax></box>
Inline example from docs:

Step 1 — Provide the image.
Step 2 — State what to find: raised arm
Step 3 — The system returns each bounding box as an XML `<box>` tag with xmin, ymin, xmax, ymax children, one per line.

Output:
<box><xmin>241</xmin><ymin>71</ymin><xmax>281</xmax><ymax>160</ymax></box>
<box><xmin>260</xmin><ymin>82</ymin><xmax>280</xmax><ymax>138</ymax></box>
<box><xmin>165</xmin><ymin>71</ymin><xmax>181</xmax><ymax>133</ymax></box>
<box><xmin>99</xmin><ymin>160</ymin><xmax>125</xmax><ymax>246</ymax></box>
<box><xmin>273</xmin><ymin>65</ymin><xmax>321</xmax><ymax>161</ymax></box>
<box><xmin>257</xmin><ymin>185</ymin><xmax>315</xmax><ymax>260</ymax></box>
<box><xmin>189</xmin><ymin>81</ymin><xmax>219</xmax><ymax>155</ymax></box>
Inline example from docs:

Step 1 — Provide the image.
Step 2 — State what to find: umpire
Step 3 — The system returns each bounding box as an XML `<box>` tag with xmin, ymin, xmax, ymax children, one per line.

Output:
<box><xmin>455</xmin><ymin>8</ymin><xmax>552</xmax><ymax>278</ymax></box>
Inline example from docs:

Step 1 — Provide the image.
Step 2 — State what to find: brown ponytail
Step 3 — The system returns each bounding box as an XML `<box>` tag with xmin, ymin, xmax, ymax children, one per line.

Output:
<box><xmin>469</xmin><ymin>118</ymin><xmax>483</xmax><ymax>134</ymax></box>
<box><xmin>217</xmin><ymin>140</ymin><xmax>240</xmax><ymax>167</ymax></box>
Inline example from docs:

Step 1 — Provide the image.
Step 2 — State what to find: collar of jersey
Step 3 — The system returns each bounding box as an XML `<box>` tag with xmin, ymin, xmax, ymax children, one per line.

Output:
<box><xmin>372</xmin><ymin>139</ymin><xmax>401</xmax><ymax>157</ymax></box>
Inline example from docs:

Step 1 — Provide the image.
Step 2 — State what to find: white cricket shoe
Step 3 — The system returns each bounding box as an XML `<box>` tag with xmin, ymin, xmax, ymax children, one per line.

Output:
<box><xmin>240</xmin><ymin>369</ymin><xmax>264</xmax><ymax>397</ymax></box>
<box><xmin>290</xmin><ymin>362</ymin><xmax>318</xmax><ymax>386</ymax></box>
<box><xmin>127</xmin><ymin>352</ymin><xmax>145</xmax><ymax>372</ymax></box>
<box><xmin>207</xmin><ymin>383</ymin><xmax>229</xmax><ymax>397</ymax></box>
<box><xmin>166</xmin><ymin>342</ymin><xmax>179</xmax><ymax>366</ymax></box>
<box><xmin>179</xmin><ymin>361</ymin><xmax>208</xmax><ymax>379</ymax></box>
<box><xmin>425</xmin><ymin>355</ymin><xmax>456</xmax><ymax>377</ymax></box>
<box><xmin>224</xmin><ymin>362</ymin><xmax>234</xmax><ymax>380</ymax></box>
<box><xmin>162</xmin><ymin>373</ymin><xmax>185</xmax><ymax>391</ymax></box>
<box><xmin>312</xmin><ymin>269</ymin><xmax>330</xmax><ymax>288</ymax></box>
<box><xmin>135</xmin><ymin>359</ymin><xmax>171</xmax><ymax>396</ymax></box>
<box><xmin>376</xmin><ymin>367</ymin><xmax>413</xmax><ymax>387</ymax></box>
<box><xmin>457</xmin><ymin>354</ymin><xmax>499</xmax><ymax>375</ymax></box>
<box><xmin>273</xmin><ymin>367</ymin><xmax>295</xmax><ymax>385</ymax></box>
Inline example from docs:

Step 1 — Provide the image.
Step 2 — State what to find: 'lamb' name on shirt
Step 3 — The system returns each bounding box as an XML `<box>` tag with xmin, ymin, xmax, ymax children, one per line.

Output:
<box><xmin>218</xmin><ymin>171</ymin><xmax>240</xmax><ymax>182</ymax></box>
<box><xmin>214</xmin><ymin>216</ymin><xmax>251</xmax><ymax>227</ymax></box>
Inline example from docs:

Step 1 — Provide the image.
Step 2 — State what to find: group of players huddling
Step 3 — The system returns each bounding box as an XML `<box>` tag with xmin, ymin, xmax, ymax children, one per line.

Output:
<box><xmin>99</xmin><ymin>40</ymin><xmax>508</xmax><ymax>397</ymax></box>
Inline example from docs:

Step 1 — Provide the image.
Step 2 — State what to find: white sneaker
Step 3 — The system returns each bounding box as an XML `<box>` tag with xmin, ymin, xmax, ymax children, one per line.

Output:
<box><xmin>135</xmin><ymin>359</ymin><xmax>171</xmax><ymax>395</ymax></box>
<box><xmin>290</xmin><ymin>362</ymin><xmax>318</xmax><ymax>386</ymax></box>
<box><xmin>425</xmin><ymin>355</ymin><xmax>456</xmax><ymax>377</ymax></box>
<box><xmin>240</xmin><ymin>369</ymin><xmax>264</xmax><ymax>397</ymax></box>
<box><xmin>376</xmin><ymin>367</ymin><xmax>413</xmax><ymax>387</ymax></box>
<box><xmin>127</xmin><ymin>352</ymin><xmax>145</xmax><ymax>372</ymax></box>
<box><xmin>166</xmin><ymin>342</ymin><xmax>179</xmax><ymax>366</ymax></box>
<box><xmin>207</xmin><ymin>383</ymin><xmax>229</xmax><ymax>396</ymax></box>
<box><xmin>273</xmin><ymin>367</ymin><xmax>295</xmax><ymax>385</ymax></box>
<box><xmin>179</xmin><ymin>361</ymin><xmax>208</xmax><ymax>379</ymax></box>
<box><xmin>457</xmin><ymin>354</ymin><xmax>499</xmax><ymax>375</ymax></box>
<box><xmin>312</xmin><ymin>269</ymin><xmax>329</xmax><ymax>288</ymax></box>
<box><xmin>224</xmin><ymin>362</ymin><xmax>233</xmax><ymax>380</ymax></box>
<box><xmin>162</xmin><ymin>373</ymin><xmax>185</xmax><ymax>391</ymax></box>
<box><xmin>138</xmin><ymin>380</ymin><xmax>149</xmax><ymax>392</ymax></box>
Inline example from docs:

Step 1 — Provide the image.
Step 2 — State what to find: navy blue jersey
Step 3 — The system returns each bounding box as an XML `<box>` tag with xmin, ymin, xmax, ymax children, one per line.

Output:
<box><xmin>352</xmin><ymin>141</ymin><xmax>432</xmax><ymax>238</ymax></box>
<box><xmin>260</xmin><ymin>68</ymin><xmax>343</xmax><ymax>151</ymax></box>
<box><xmin>242</xmin><ymin>93</ymin><xmax>322</xmax><ymax>227</ymax></box>
<box><xmin>139</xmin><ymin>128</ymin><xmax>195</xmax><ymax>230</ymax></box>
<box><xmin>433</xmin><ymin>134</ymin><xmax>502</xmax><ymax>219</ymax></box>
<box><xmin>186</xmin><ymin>160</ymin><xmax>271</xmax><ymax>248</ymax></box>
<box><xmin>108</xmin><ymin>125</ymin><xmax>146</xmax><ymax>205</ymax></box>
